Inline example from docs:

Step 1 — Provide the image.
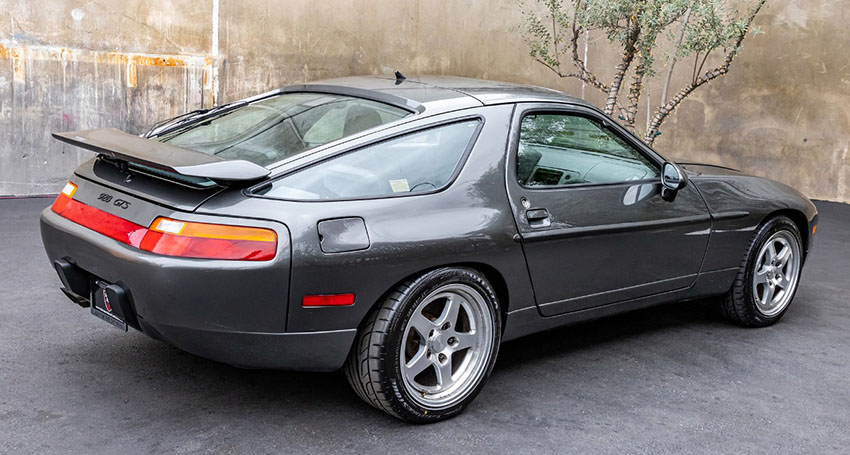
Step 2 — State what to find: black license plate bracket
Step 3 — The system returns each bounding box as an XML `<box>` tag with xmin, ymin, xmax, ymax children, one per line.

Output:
<box><xmin>90</xmin><ymin>280</ymin><xmax>128</xmax><ymax>332</ymax></box>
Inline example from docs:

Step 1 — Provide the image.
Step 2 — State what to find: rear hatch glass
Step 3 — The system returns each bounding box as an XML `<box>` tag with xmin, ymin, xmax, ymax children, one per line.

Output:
<box><xmin>156</xmin><ymin>93</ymin><xmax>411</xmax><ymax>167</ymax></box>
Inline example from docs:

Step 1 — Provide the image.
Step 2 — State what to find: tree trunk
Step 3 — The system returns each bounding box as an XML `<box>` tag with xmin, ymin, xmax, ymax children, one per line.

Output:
<box><xmin>604</xmin><ymin>26</ymin><xmax>640</xmax><ymax>117</ymax></box>
<box><xmin>625</xmin><ymin>59</ymin><xmax>647</xmax><ymax>129</ymax></box>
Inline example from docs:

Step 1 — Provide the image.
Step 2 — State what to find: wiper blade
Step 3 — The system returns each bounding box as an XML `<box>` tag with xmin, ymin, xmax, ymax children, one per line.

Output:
<box><xmin>146</xmin><ymin>108</ymin><xmax>208</xmax><ymax>137</ymax></box>
<box><xmin>146</xmin><ymin>101</ymin><xmax>249</xmax><ymax>137</ymax></box>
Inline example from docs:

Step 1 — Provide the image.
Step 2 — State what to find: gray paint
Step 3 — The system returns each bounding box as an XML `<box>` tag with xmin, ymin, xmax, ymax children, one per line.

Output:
<box><xmin>39</xmin><ymin>77</ymin><xmax>818</xmax><ymax>371</ymax></box>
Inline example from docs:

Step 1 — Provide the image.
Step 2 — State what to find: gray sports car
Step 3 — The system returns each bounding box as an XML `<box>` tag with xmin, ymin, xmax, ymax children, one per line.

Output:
<box><xmin>41</xmin><ymin>75</ymin><xmax>817</xmax><ymax>422</ymax></box>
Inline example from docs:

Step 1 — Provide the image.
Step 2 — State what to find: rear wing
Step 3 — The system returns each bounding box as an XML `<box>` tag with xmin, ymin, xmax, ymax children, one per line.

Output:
<box><xmin>52</xmin><ymin>128</ymin><xmax>270</xmax><ymax>183</ymax></box>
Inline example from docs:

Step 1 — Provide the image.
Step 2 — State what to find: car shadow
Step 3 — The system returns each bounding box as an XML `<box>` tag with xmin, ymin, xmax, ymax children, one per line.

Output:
<box><xmin>58</xmin><ymin>296</ymin><xmax>726</xmax><ymax>426</ymax></box>
<box><xmin>495</xmin><ymin>297</ymin><xmax>725</xmax><ymax>371</ymax></box>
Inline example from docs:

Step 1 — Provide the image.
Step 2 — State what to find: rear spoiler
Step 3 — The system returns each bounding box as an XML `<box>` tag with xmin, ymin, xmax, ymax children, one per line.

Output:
<box><xmin>52</xmin><ymin>128</ymin><xmax>270</xmax><ymax>182</ymax></box>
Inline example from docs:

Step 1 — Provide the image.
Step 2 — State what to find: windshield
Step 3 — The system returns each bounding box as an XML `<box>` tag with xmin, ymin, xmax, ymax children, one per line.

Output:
<box><xmin>157</xmin><ymin>93</ymin><xmax>411</xmax><ymax>167</ymax></box>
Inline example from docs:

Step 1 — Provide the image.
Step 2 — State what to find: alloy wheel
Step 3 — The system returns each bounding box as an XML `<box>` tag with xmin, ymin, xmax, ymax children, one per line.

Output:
<box><xmin>752</xmin><ymin>230</ymin><xmax>802</xmax><ymax>317</ymax></box>
<box><xmin>400</xmin><ymin>283</ymin><xmax>494</xmax><ymax>409</ymax></box>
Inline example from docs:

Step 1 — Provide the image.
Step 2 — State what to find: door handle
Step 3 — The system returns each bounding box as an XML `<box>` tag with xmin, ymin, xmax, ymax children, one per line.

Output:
<box><xmin>526</xmin><ymin>208</ymin><xmax>550</xmax><ymax>222</ymax></box>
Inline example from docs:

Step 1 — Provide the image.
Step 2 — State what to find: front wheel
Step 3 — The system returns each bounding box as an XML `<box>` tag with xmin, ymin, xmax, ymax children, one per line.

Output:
<box><xmin>344</xmin><ymin>267</ymin><xmax>501</xmax><ymax>423</ymax></box>
<box><xmin>721</xmin><ymin>215</ymin><xmax>804</xmax><ymax>327</ymax></box>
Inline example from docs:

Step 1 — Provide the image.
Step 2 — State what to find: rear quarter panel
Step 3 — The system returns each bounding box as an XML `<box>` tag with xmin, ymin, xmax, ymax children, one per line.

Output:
<box><xmin>196</xmin><ymin>104</ymin><xmax>536</xmax><ymax>333</ymax></box>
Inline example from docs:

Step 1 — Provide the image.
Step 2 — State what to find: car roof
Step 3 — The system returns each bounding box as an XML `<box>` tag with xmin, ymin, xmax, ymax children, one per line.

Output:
<box><xmin>275</xmin><ymin>74</ymin><xmax>594</xmax><ymax>116</ymax></box>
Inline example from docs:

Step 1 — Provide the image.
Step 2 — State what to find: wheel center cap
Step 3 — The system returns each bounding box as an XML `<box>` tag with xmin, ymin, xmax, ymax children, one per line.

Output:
<box><xmin>430</xmin><ymin>332</ymin><xmax>446</xmax><ymax>352</ymax></box>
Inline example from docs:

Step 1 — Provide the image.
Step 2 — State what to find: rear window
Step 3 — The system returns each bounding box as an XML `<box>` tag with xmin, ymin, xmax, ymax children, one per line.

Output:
<box><xmin>256</xmin><ymin>119</ymin><xmax>481</xmax><ymax>200</ymax></box>
<box><xmin>157</xmin><ymin>93</ymin><xmax>410</xmax><ymax>167</ymax></box>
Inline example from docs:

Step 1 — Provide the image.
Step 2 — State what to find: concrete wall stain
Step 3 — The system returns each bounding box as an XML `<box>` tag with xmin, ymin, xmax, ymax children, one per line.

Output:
<box><xmin>0</xmin><ymin>0</ymin><xmax>848</xmax><ymax>203</ymax></box>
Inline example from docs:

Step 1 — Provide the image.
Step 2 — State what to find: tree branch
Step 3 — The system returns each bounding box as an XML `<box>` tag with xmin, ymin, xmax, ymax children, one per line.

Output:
<box><xmin>645</xmin><ymin>0</ymin><xmax>767</xmax><ymax>145</ymax></box>
<box><xmin>661</xmin><ymin>7</ymin><xmax>691</xmax><ymax>106</ymax></box>
<box><xmin>568</xmin><ymin>0</ymin><xmax>608</xmax><ymax>95</ymax></box>
<box><xmin>694</xmin><ymin>46</ymin><xmax>714</xmax><ymax>82</ymax></box>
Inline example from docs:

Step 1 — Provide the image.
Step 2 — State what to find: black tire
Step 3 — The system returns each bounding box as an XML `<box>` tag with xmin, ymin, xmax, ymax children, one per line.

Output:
<box><xmin>344</xmin><ymin>267</ymin><xmax>502</xmax><ymax>423</ymax></box>
<box><xmin>720</xmin><ymin>215</ymin><xmax>803</xmax><ymax>327</ymax></box>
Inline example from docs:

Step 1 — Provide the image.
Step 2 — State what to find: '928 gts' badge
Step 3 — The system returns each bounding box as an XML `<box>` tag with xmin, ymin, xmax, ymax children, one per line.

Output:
<box><xmin>98</xmin><ymin>193</ymin><xmax>131</xmax><ymax>210</ymax></box>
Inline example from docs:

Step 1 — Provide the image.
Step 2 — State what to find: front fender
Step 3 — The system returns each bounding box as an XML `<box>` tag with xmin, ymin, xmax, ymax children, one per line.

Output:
<box><xmin>690</xmin><ymin>173</ymin><xmax>817</xmax><ymax>271</ymax></box>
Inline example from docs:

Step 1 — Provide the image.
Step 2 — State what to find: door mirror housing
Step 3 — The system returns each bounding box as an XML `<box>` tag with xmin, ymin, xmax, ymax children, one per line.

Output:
<box><xmin>661</xmin><ymin>162</ymin><xmax>687</xmax><ymax>202</ymax></box>
<box><xmin>661</xmin><ymin>162</ymin><xmax>688</xmax><ymax>191</ymax></box>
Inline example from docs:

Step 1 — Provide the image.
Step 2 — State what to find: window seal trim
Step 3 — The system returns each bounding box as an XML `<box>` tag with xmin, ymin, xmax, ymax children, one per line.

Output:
<box><xmin>280</xmin><ymin>85</ymin><xmax>425</xmax><ymax>114</ymax></box>
<box><xmin>509</xmin><ymin>104</ymin><xmax>665</xmax><ymax>191</ymax></box>
<box><xmin>247</xmin><ymin>115</ymin><xmax>486</xmax><ymax>203</ymax></box>
<box><xmin>519</xmin><ymin>177</ymin><xmax>661</xmax><ymax>191</ymax></box>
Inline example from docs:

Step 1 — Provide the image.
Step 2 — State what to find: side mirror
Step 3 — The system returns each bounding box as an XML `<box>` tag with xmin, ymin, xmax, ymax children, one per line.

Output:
<box><xmin>661</xmin><ymin>162</ymin><xmax>687</xmax><ymax>201</ymax></box>
<box><xmin>661</xmin><ymin>162</ymin><xmax>688</xmax><ymax>191</ymax></box>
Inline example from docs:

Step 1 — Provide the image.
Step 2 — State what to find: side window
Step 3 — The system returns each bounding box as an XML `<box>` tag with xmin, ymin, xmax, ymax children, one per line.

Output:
<box><xmin>260</xmin><ymin>120</ymin><xmax>480</xmax><ymax>200</ymax></box>
<box><xmin>517</xmin><ymin>113</ymin><xmax>659</xmax><ymax>187</ymax></box>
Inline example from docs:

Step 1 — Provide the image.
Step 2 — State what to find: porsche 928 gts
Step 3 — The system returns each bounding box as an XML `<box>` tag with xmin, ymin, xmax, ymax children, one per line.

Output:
<box><xmin>40</xmin><ymin>75</ymin><xmax>817</xmax><ymax>422</ymax></box>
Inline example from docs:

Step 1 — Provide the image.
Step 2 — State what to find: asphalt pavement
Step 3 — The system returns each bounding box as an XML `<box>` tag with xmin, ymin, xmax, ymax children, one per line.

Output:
<box><xmin>1</xmin><ymin>197</ymin><xmax>848</xmax><ymax>454</ymax></box>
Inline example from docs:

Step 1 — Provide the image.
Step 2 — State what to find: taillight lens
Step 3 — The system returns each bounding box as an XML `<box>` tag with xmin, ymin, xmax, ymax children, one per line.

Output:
<box><xmin>51</xmin><ymin>184</ymin><xmax>277</xmax><ymax>261</ymax></box>
<box><xmin>51</xmin><ymin>182</ymin><xmax>77</xmax><ymax>213</ymax></box>
<box><xmin>141</xmin><ymin>217</ymin><xmax>277</xmax><ymax>261</ymax></box>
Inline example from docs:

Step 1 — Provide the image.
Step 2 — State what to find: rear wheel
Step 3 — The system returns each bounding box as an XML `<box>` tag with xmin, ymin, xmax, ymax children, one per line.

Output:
<box><xmin>721</xmin><ymin>216</ymin><xmax>803</xmax><ymax>327</ymax></box>
<box><xmin>344</xmin><ymin>267</ymin><xmax>501</xmax><ymax>423</ymax></box>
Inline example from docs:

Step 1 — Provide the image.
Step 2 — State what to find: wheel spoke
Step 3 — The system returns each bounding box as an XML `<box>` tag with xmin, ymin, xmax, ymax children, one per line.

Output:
<box><xmin>779</xmin><ymin>274</ymin><xmax>792</xmax><ymax>290</ymax></box>
<box><xmin>434</xmin><ymin>356</ymin><xmax>453</xmax><ymax>389</ymax></box>
<box><xmin>776</xmin><ymin>246</ymin><xmax>792</xmax><ymax>267</ymax></box>
<box><xmin>766</xmin><ymin>242</ymin><xmax>778</xmax><ymax>261</ymax></box>
<box><xmin>763</xmin><ymin>284</ymin><xmax>776</xmax><ymax>305</ymax></box>
<box><xmin>408</xmin><ymin>312</ymin><xmax>436</xmax><ymax>339</ymax></box>
<box><xmin>452</xmin><ymin>332</ymin><xmax>477</xmax><ymax>351</ymax></box>
<box><xmin>404</xmin><ymin>346</ymin><xmax>433</xmax><ymax>377</ymax></box>
<box><xmin>435</xmin><ymin>296</ymin><xmax>461</xmax><ymax>327</ymax></box>
<box><xmin>754</xmin><ymin>268</ymin><xmax>770</xmax><ymax>285</ymax></box>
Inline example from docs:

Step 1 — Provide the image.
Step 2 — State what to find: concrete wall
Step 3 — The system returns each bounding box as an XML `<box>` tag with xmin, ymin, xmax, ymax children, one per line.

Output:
<box><xmin>1</xmin><ymin>0</ymin><xmax>848</xmax><ymax>202</ymax></box>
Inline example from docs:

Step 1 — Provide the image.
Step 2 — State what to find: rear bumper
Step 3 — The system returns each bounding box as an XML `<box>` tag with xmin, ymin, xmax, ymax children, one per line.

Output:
<box><xmin>40</xmin><ymin>207</ymin><xmax>354</xmax><ymax>371</ymax></box>
<box><xmin>140</xmin><ymin>321</ymin><xmax>355</xmax><ymax>370</ymax></box>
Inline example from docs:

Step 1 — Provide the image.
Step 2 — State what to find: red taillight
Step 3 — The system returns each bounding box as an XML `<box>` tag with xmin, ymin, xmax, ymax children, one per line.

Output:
<box><xmin>302</xmin><ymin>294</ymin><xmax>356</xmax><ymax>307</ymax></box>
<box><xmin>141</xmin><ymin>217</ymin><xmax>277</xmax><ymax>261</ymax></box>
<box><xmin>51</xmin><ymin>182</ymin><xmax>77</xmax><ymax>213</ymax></box>
<box><xmin>52</xmin><ymin>188</ymin><xmax>148</xmax><ymax>246</ymax></box>
<box><xmin>51</xmin><ymin>186</ymin><xmax>277</xmax><ymax>261</ymax></box>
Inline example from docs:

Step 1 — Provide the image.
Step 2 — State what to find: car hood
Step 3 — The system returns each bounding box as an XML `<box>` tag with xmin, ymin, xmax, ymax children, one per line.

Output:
<box><xmin>679</xmin><ymin>162</ymin><xmax>744</xmax><ymax>178</ymax></box>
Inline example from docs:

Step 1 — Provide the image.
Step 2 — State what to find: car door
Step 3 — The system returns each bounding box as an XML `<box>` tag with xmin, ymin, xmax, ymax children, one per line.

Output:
<box><xmin>506</xmin><ymin>103</ymin><xmax>711</xmax><ymax>316</ymax></box>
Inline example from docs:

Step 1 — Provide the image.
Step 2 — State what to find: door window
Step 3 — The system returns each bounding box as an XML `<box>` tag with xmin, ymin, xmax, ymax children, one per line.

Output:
<box><xmin>517</xmin><ymin>113</ymin><xmax>658</xmax><ymax>187</ymax></box>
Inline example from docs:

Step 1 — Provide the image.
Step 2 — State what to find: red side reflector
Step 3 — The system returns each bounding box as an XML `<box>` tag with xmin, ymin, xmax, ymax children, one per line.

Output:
<box><xmin>302</xmin><ymin>294</ymin><xmax>355</xmax><ymax>307</ymax></box>
<box><xmin>51</xmin><ymin>194</ymin><xmax>276</xmax><ymax>261</ymax></box>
